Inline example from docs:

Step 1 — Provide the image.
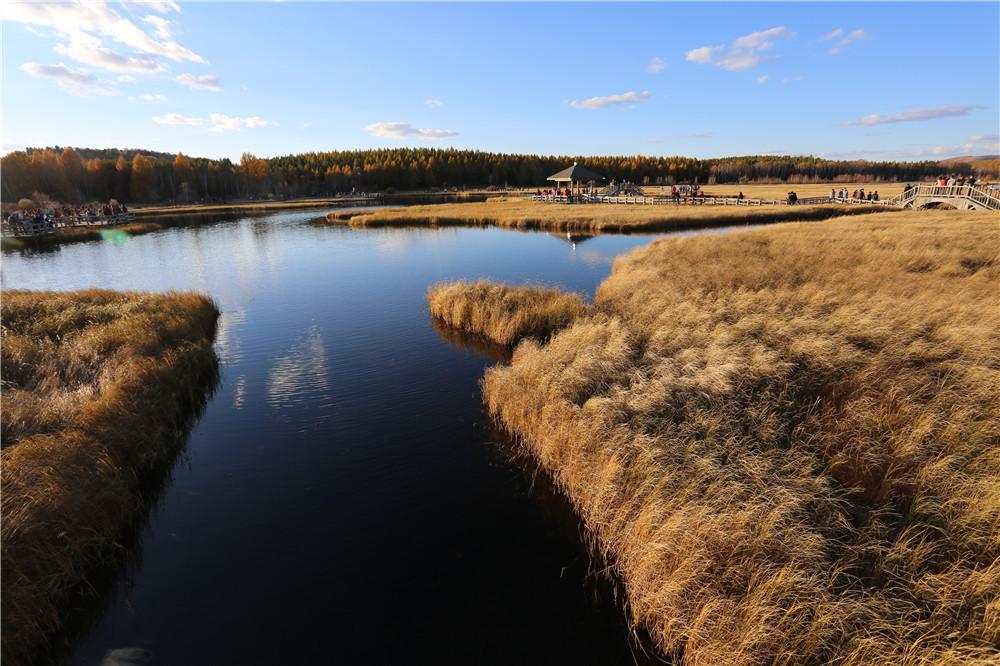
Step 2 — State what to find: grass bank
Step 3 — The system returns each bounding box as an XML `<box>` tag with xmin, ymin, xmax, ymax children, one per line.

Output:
<box><xmin>442</xmin><ymin>209</ymin><xmax>1000</xmax><ymax>664</ymax></box>
<box><xmin>427</xmin><ymin>281</ymin><xmax>586</xmax><ymax>345</ymax></box>
<box><xmin>1</xmin><ymin>290</ymin><xmax>219</xmax><ymax>663</ymax></box>
<box><xmin>326</xmin><ymin>198</ymin><xmax>896</xmax><ymax>233</ymax></box>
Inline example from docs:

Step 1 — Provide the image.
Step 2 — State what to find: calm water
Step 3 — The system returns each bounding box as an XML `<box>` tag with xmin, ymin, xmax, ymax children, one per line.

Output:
<box><xmin>2</xmin><ymin>210</ymin><xmax>746</xmax><ymax>665</ymax></box>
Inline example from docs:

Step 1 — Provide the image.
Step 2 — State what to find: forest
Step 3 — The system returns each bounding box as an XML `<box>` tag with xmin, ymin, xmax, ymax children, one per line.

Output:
<box><xmin>2</xmin><ymin>146</ymin><xmax>991</xmax><ymax>205</ymax></box>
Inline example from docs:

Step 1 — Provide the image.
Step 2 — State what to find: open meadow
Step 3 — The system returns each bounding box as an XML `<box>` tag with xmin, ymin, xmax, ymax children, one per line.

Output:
<box><xmin>1</xmin><ymin>290</ymin><xmax>219</xmax><ymax>663</ymax></box>
<box><xmin>327</xmin><ymin>197</ymin><xmax>894</xmax><ymax>233</ymax></box>
<box><xmin>433</xmin><ymin>209</ymin><xmax>1000</xmax><ymax>664</ymax></box>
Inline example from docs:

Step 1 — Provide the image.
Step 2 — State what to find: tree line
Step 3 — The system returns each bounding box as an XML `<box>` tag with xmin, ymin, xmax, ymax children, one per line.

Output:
<box><xmin>2</xmin><ymin>146</ymin><xmax>993</xmax><ymax>205</ymax></box>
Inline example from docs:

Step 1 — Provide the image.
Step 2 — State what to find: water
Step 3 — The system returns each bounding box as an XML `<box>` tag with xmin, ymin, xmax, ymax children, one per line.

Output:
<box><xmin>2</xmin><ymin>210</ymin><xmax>744</xmax><ymax>665</ymax></box>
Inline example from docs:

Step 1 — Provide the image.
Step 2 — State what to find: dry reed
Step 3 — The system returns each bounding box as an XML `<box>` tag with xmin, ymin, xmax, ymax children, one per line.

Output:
<box><xmin>327</xmin><ymin>198</ymin><xmax>897</xmax><ymax>233</ymax></box>
<box><xmin>475</xmin><ymin>209</ymin><xmax>1000</xmax><ymax>664</ymax></box>
<box><xmin>428</xmin><ymin>280</ymin><xmax>586</xmax><ymax>345</ymax></box>
<box><xmin>1</xmin><ymin>289</ymin><xmax>219</xmax><ymax>663</ymax></box>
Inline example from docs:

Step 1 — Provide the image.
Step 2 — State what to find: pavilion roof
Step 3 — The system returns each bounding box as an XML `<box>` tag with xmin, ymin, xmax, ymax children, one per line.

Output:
<box><xmin>547</xmin><ymin>163</ymin><xmax>606</xmax><ymax>182</ymax></box>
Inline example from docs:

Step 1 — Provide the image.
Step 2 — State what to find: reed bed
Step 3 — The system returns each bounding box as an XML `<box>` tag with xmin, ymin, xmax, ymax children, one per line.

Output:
<box><xmin>326</xmin><ymin>198</ymin><xmax>896</xmax><ymax>233</ymax></box>
<box><xmin>1</xmin><ymin>290</ymin><xmax>219</xmax><ymax>663</ymax></box>
<box><xmin>427</xmin><ymin>280</ymin><xmax>586</xmax><ymax>346</ymax></box>
<box><xmin>473</xmin><ymin>209</ymin><xmax>1000</xmax><ymax>664</ymax></box>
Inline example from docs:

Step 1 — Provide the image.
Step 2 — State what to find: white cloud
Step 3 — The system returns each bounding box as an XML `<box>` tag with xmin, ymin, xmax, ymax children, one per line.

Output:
<box><xmin>177</xmin><ymin>73</ymin><xmax>222</xmax><ymax>92</ymax></box>
<box><xmin>129</xmin><ymin>93</ymin><xmax>167</xmax><ymax>102</ymax></box>
<box><xmin>839</xmin><ymin>29</ymin><xmax>868</xmax><ymax>46</ymax></box>
<box><xmin>208</xmin><ymin>113</ymin><xmax>276</xmax><ymax>132</ymax></box>
<box><xmin>54</xmin><ymin>34</ymin><xmax>165</xmax><ymax>73</ymax></box>
<box><xmin>732</xmin><ymin>27</ymin><xmax>787</xmax><ymax>51</ymax></box>
<box><xmin>686</xmin><ymin>46</ymin><xmax>718</xmax><ymax>64</ymax></box>
<box><xmin>913</xmin><ymin>144</ymin><xmax>975</xmax><ymax>157</ymax></box>
<box><xmin>117</xmin><ymin>74</ymin><xmax>136</xmax><ymax>83</ymax></box>
<box><xmin>825</xmin><ymin>29</ymin><xmax>870</xmax><ymax>55</ymax></box>
<box><xmin>569</xmin><ymin>90</ymin><xmax>652</xmax><ymax>109</ymax></box>
<box><xmin>687</xmin><ymin>26</ymin><xmax>790</xmax><ymax>71</ymax></box>
<box><xmin>645</xmin><ymin>57</ymin><xmax>667</xmax><ymax>73</ymax></box>
<box><xmin>364</xmin><ymin>122</ymin><xmax>458</xmax><ymax>139</ymax></box>
<box><xmin>142</xmin><ymin>15</ymin><xmax>172</xmax><ymax>40</ymax></box>
<box><xmin>134</xmin><ymin>0</ymin><xmax>181</xmax><ymax>13</ymax></box>
<box><xmin>153</xmin><ymin>112</ymin><xmax>203</xmax><ymax>126</ymax></box>
<box><xmin>2</xmin><ymin>1</ymin><xmax>204</xmax><ymax>69</ymax></box>
<box><xmin>756</xmin><ymin>75</ymin><xmax>769</xmax><ymax>84</ymax></box>
<box><xmin>19</xmin><ymin>61</ymin><xmax>115</xmax><ymax>96</ymax></box>
<box><xmin>423</xmin><ymin>99</ymin><xmax>443</xmax><ymax>107</ymax></box>
<box><xmin>969</xmin><ymin>134</ymin><xmax>999</xmax><ymax>143</ymax></box>
<box><xmin>848</xmin><ymin>105</ymin><xmax>984</xmax><ymax>126</ymax></box>
<box><xmin>781</xmin><ymin>74</ymin><xmax>803</xmax><ymax>85</ymax></box>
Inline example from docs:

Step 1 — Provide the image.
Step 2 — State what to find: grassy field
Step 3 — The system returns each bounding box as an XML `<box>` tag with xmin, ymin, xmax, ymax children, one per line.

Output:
<box><xmin>640</xmin><ymin>182</ymin><xmax>907</xmax><ymax>199</ymax></box>
<box><xmin>1</xmin><ymin>290</ymin><xmax>219</xmax><ymax>663</ymax></box>
<box><xmin>327</xmin><ymin>198</ymin><xmax>895</xmax><ymax>233</ymax></box>
<box><xmin>436</xmin><ymin>209</ymin><xmax>1000</xmax><ymax>664</ymax></box>
<box><xmin>427</xmin><ymin>281</ymin><xmax>586</xmax><ymax>345</ymax></box>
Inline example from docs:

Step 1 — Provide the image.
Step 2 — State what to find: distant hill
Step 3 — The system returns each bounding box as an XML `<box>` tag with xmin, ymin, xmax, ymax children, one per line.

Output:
<box><xmin>23</xmin><ymin>146</ymin><xmax>196</xmax><ymax>162</ymax></box>
<box><xmin>938</xmin><ymin>154</ymin><xmax>999</xmax><ymax>165</ymax></box>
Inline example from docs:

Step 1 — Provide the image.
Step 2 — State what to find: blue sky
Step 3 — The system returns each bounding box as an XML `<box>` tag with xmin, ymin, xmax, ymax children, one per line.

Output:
<box><xmin>2</xmin><ymin>1</ymin><xmax>998</xmax><ymax>162</ymax></box>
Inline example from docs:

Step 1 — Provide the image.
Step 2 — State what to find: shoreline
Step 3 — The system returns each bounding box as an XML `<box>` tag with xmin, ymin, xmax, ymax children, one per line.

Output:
<box><xmin>326</xmin><ymin>198</ymin><xmax>900</xmax><ymax>233</ymax></box>
<box><xmin>1</xmin><ymin>290</ymin><xmax>219</xmax><ymax>663</ymax></box>
<box><xmin>434</xmin><ymin>209</ymin><xmax>1000</xmax><ymax>663</ymax></box>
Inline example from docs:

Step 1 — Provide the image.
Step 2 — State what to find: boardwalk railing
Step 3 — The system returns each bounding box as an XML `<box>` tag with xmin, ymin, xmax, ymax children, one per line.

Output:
<box><xmin>530</xmin><ymin>184</ymin><xmax>1000</xmax><ymax>211</ymax></box>
<box><xmin>883</xmin><ymin>184</ymin><xmax>1000</xmax><ymax>211</ymax></box>
<box><xmin>530</xmin><ymin>194</ymin><xmax>789</xmax><ymax>206</ymax></box>
<box><xmin>2</xmin><ymin>213</ymin><xmax>136</xmax><ymax>238</ymax></box>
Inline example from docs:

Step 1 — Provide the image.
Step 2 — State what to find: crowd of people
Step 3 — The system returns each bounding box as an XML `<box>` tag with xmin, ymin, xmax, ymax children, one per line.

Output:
<box><xmin>934</xmin><ymin>175</ymin><xmax>978</xmax><ymax>187</ymax></box>
<box><xmin>832</xmin><ymin>188</ymin><xmax>880</xmax><ymax>202</ymax></box>
<box><xmin>4</xmin><ymin>201</ymin><xmax>130</xmax><ymax>233</ymax></box>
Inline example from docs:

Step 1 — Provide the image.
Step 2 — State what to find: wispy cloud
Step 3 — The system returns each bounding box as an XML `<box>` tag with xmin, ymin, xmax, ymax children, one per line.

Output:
<box><xmin>569</xmin><ymin>90</ymin><xmax>652</xmax><ymax>109</ymax></box>
<box><xmin>645</xmin><ymin>57</ymin><xmax>667</xmax><ymax>73</ymax></box>
<box><xmin>364</xmin><ymin>122</ymin><xmax>457</xmax><ymax>139</ymax></box>
<box><xmin>781</xmin><ymin>74</ymin><xmax>803</xmax><ymax>85</ymax></box>
<box><xmin>423</xmin><ymin>99</ymin><xmax>443</xmax><ymax>108</ymax></box>
<box><xmin>117</xmin><ymin>74</ymin><xmax>136</xmax><ymax>83</ymax></box>
<box><xmin>848</xmin><ymin>105</ymin><xmax>984</xmax><ymax>126</ymax></box>
<box><xmin>756</xmin><ymin>75</ymin><xmax>769</xmax><ymax>84</ymax></box>
<box><xmin>968</xmin><ymin>134</ymin><xmax>999</xmax><ymax>143</ymax></box>
<box><xmin>129</xmin><ymin>93</ymin><xmax>167</xmax><ymax>102</ymax></box>
<box><xmin>151</xmin><ymin>112</ymin><xmax>275</xmax><ymax>131</ymax></box>
<box><xmin>54</xmin><ymin>35</ymin><xmax>165</xmax><ymax>73</ymax></box>
<box><xmin>208</xmin><ymin>113</ymin><xmax>276</xmax><ymax>132</ymax></box>
<box><xmin>2</xmin><ymin>1</ymin><xmax>203</xmax><ymax>71</ymax></box>
<box><xmin>176</xmin><ymin>73</ymin><xmax>222</xmax><ymax>92</ymax></box>
<box><xmin>824</xmin><ymin>29</ymin><xmax>869</xmax><ymax>55</ymax></box>
<box><xmin>19</xmin><ymin>61</ymin><xmax>115</xmax><ymax>96</ymax></box>
<box><xmin>687</xmin><ymin>27</ymin><xmax>791</xmax><ymax>71</ymax></box>
<box><xmin>142</xmin><ymin>15</ymin><xmax>172</xmax><ymax>40</ymax></box>
<box><xmin>152</xmin><ymin>112</ymin><xmax>203</xmax><ymax>126</ymax></box>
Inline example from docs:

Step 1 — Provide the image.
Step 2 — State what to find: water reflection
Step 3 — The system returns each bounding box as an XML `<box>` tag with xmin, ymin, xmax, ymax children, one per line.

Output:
<box><xmin>265</xmin><ymin>326</ymin><xmax>330</xmax><ymax>410</ymax></box>
<box><xmin>0</xmin><ymin>209</ymin><xmax>753</xmax><ymax>664</ymax></box>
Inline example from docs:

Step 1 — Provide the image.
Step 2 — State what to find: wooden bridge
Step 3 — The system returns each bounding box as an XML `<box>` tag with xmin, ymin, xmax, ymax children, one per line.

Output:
<box><xmin>878</xmin><ymin>184</ymin><xmax>1000</xmax><ymax>211</ymax></box>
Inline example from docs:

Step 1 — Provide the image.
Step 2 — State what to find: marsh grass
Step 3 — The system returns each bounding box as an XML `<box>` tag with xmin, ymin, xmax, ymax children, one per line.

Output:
<box><xmin>327</xmin><ymin>198</ymin><xmax>897</xmax><ymax>233</ymax></box>
<box><xmin>1</xmin><ymin>290</ymin><xmax>219</xmax><ymax>663</ymax></box>
<box><xmin>427</xmin><ymin>281</ymin><xmax>587</xmax><ymax>346</ymax></box>
<box><xmin>468</xmin><ymin>209</ymin><xmax>1000</xmax><ymax>664</ymax></box>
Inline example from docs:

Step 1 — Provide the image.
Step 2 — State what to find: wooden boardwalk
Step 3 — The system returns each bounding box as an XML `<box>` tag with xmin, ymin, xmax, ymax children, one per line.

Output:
<box><xmin>531</xmin><ymin>184</ymin><xmax>1000</xmax><ymax>211</ymax></box>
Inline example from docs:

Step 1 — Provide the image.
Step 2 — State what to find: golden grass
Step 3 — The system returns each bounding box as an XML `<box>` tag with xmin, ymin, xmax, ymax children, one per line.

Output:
<box><xmin>470</xmin><ymin>209</ymin><xmax>1000</xmax><ymax>664</ymax></box>
<box><xmin>327</xmin><ymin>198</ymin><xmax>896</xmax><ymax>233</ymax></box>
<box><xmin>427</xmin><ymin>280</ymin><xmax>587</xmax><ymax>345</ymax></box>
<box><xmin>1</xmin><ymin>290</ymin><xmax>219</xmax><ymax>663</ymax></box>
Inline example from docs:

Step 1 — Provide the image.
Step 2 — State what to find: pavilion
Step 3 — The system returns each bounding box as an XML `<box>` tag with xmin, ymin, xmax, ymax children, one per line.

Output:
<box><xmin>547</xmin><ymin>163</ymin><xmax>607</xmax><ymax>194</ymax></box>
